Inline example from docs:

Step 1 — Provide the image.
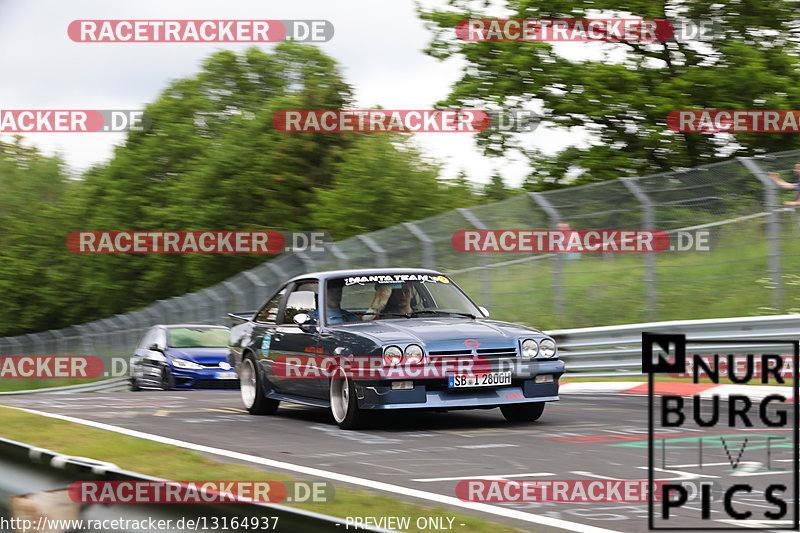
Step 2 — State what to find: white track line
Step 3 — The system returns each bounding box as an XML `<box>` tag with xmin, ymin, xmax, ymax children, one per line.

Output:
<box><xmin>10</xmin><ymin>406</ymin><xmax>621</xmax><ymax>533</ymax></box>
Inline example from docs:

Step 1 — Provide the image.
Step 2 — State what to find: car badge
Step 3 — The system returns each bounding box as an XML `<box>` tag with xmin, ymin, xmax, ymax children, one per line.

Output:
<box><xmin>463</xmin><ymin>339</ymin><xmax>480</xmax><ymax>349</ymax></box>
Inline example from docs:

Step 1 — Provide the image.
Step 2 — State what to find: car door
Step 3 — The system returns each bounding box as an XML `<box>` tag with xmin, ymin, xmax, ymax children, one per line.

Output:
<box><xmin>266</xmin><ymin>280</ymin><xmax>324</xmax><ymax>398</ymax></box>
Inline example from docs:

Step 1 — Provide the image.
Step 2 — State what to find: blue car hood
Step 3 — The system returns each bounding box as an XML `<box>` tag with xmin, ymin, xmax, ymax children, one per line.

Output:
<box><xmin>166</xmin><ymin>347</ymin><xmax>230</xmax><ymax>365</ymax></box>
<box><xmin>334</xmin><ymin>318</ymin><xmax>541</xmax><ymax>349</ymax></box>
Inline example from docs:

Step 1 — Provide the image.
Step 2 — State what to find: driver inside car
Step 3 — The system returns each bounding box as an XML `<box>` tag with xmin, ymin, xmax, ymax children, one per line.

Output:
<box><xmin>325</xmin><ymin>278</ymin><xmax>359</xmax><ymax>325</ymax></box>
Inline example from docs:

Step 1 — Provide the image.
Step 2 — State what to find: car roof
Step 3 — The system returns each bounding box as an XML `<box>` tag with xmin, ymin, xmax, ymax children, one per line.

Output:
<box><xmin>153</xmin><ymin>324</ymin><xmax>229</xmax><ymax>330</ymax></box>
<box><xmin>287</xmin><ymin>268</ymin><xmax>445</xmax><ymax>284</ymax></box>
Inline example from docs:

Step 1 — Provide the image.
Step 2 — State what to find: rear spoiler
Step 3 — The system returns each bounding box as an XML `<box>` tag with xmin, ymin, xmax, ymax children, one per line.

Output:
<box><xmin>228</xmin><ymin>311</ymin><xmax>256</xmax><ymax>324</ymax></box>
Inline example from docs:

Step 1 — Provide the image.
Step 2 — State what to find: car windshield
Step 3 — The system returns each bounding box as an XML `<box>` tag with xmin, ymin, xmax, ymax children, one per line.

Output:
<box><xmin>168</xmin><ymin>328</ymin><xmax>229</xmax><ymax>348</ymax></box>
<box><xmin>326</xmin><ymin>273</ymin><xmax>481</xmax><ymax>323</ymax></box>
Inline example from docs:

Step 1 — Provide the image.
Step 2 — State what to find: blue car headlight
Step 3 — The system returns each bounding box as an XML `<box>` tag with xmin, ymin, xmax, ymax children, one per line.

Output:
<box><xmin>172</xmin><ymin>358</ymin><xmax>203</xmax><ymax>370</ymax></box>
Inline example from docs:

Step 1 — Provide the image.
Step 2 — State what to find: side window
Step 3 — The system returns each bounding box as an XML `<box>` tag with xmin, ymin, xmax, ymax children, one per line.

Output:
<box><xmin>282</xmin><ymin>282</ymin><xmax>319</xmax><ymax>325</ymax></box>
<box><xmin>255</xmin><ymin>289</ymin><xmax>286</xmax><ymax>323</ymax></box>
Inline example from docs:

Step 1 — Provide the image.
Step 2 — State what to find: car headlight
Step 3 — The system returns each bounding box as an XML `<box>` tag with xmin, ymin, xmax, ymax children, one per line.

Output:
<box><xmin>404</xmin><ymin>344</ymin><xmax>426</xmax><ymax>365</ymax></box>
<box><xmin>172</xmin><ymin>358</ymin><xmax>203</xmax><ymax>370</ymax></box>
<box><xmin>521</xmin><ymin>339</ymin><xmax>539</xmax><ymax>359</ymax></box>
<box><xmin>539</xmin><ymin>339</ymin><xmax>557</xmax><ymax>358</ymax></box>
<box><xmin>383</xmin><ymin>345</ymin><xmax>403</xmax><ymax>366</ymax></box>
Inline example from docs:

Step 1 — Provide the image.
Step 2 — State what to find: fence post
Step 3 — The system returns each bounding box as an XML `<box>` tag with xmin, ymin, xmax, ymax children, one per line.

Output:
<box><xmin>739</xmin><ymin>157</ymin><xmax>783</xmax><ymax>312</ymax></box>
<box><xmin>620</xmin><ymin>177</ymin><xmax>657</xmax><ymax>322</ymax></box>
<box><xmin>528</xmin><ymin>193</ymin><xmax>564</xmax><ymax>320</ymax></box>
<box><xmin>402</xmin><ymin>222</ymin><xmax>435</xmax><ymax>269</ymax></box>
<box><xmin>457</xmin><ymin>207</ymin><xmax>493</xmax><ymax>309</ymax></box>
<box><xmin>356</xmin><ymin>235</ymin><xmax>388</xmax><ymax>267</ymax></box>
<box><xmin>242</xmin><ymin>271</ymin><xmax>268</xmax><ymax>311</ymax></box>
<box><xmin>325</xmin><ymin>243</ymin><xmax>349</xmax><ymax>270</ymax></box>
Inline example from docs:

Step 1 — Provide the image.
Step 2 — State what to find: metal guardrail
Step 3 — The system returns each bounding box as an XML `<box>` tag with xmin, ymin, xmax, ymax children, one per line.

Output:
<box><xmin>0</xmin><ymin>378</ymin><xmax>129</xmax><ymax>396</ymax></box>
<box><xmin>549</xmin><ymin>313</ymin><xmax>800</xmax><ymax>377</ymax></box>
<box><xmin>0</xmin><ymin>437</ymin><xmax>391</xmax><ymax>533</ymax></box>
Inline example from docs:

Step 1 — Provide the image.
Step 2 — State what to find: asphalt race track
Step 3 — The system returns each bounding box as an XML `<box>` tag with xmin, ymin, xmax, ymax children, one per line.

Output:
<box><xmin>3</xmin><ymin>391</ymin><xmax>794</xmax><ymax>533</ymax></box>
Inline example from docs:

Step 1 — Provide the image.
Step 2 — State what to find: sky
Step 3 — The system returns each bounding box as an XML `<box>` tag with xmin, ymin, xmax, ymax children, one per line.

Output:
<box><xmin>0</xmin><ymin>0</ymin><xmax>588</xmax><ymax>187</ymax></box>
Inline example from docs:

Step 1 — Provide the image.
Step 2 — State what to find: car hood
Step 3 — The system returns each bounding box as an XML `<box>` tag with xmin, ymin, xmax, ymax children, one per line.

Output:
<box><xmin>165</xmin><ymin>347</ymin><xmax>230</xmax><ymax>365</ymax></box>
<box><xmin>332</xmin><ymin>318</ymin><xmax>543</xmax><ymax>349</ymax></box>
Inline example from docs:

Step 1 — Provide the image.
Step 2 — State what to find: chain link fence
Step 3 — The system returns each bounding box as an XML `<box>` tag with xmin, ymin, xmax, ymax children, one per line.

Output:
<box><xmin>3</xmin><ymin>150</ymin><xmax>800</xmax><ymax>367</ymax></box>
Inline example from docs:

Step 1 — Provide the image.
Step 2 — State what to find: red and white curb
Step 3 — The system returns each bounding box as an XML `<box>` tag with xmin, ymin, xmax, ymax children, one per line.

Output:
<box><xmin>559</xmin><ymin>381</ymin><xmax>792</xmax><ymax>400</ymax></box>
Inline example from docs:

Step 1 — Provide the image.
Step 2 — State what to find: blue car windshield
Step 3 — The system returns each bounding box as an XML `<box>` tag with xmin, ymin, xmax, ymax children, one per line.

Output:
<box><xmin>168</xmin><ymin>328</ymin><xmax>228</xmax><ymax>348</ymax></box>
<box><xmin>327</xmin><ymin>274</ymin><xmax>481</xmax><ymax>321</ymax></box>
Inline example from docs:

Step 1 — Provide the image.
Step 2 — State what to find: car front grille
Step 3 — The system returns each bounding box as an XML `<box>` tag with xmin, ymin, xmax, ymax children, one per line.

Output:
<box><xmin>428</xmin><ymin>347</ymin><xmax>518</xmax><ymax>359</ymax></box>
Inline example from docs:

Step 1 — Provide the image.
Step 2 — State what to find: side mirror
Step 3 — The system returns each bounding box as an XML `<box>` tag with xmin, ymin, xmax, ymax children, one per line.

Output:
<box><xmin>293</xmin><ymin>313</ymin><xmax>316</xmax><ymax>332</ymax></box>
<box><xmin>478</xmin><ymin>306</ymin><xmax>490</xmax><ymax>318</ymax></box>
<box><xmin>147</xmin><ymin>343</ymin><xmax>162</xmax><ymax>352</ymax></box>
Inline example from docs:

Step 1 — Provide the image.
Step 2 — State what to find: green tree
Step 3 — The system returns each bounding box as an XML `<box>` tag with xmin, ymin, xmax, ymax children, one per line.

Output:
<box><xmin>481</xmin><ymin>172</ymin><xmax>513</xmax><ymax>202</ymax></box>
<box><xmin>419</xmin><ymin>0</ymin><xmax>800</xmax><ymax>187</ymax></box>
<box><xmin>311</xmin><ymin>134</ymin><xmax>449</xmax><ymax>239</ymax></box>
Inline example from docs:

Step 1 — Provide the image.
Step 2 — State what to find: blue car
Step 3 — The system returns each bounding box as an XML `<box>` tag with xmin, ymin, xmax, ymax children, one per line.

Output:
<box><xmin>229</xmin><ymin>269</ymin><xmax>564</xmax><ymax>429</ymax></box>
<box><xmin>130</xmin><ymin>324</ymin><xmax>238</xmax><ymax>390</ymax></box>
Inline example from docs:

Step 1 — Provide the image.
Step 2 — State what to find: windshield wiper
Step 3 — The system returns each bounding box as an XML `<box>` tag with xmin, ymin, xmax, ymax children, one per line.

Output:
<box><xmin>408</xmin><ymin>310</ymin><xmax>476</xmax><ymax>319</ymax></box>
<box><xmin>379</xmin><ymin>312</ymin><xmax>412</xmax><ymax>319</ymax></box>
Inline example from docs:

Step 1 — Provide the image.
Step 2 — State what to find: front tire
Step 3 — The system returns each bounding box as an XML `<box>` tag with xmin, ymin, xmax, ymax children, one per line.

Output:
<box><xmin>240</xmin><ymin>355</ymin><xmax>279</xmax><ymax>415</ymax></box>
<box><xmin>329</xmin><ymin>374</ymin><xmax>368</xmax><ymax>430</ymax></box>
<box><xmin>500</xmin><ymin>402</ymin><xmax>545</xmax><ymax>422</ymax></box>
<box><xmin>160</xmin><ymin>366</ymin><xmax>175</xmax><ymax>391</ymax></box>
<box><xmin>130</xmin><ymin>376</ymin><xmax>141</xmax><ymax>392</ymax></box>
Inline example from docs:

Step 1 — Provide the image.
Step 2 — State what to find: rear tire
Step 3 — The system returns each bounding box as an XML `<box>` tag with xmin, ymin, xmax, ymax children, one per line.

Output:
<box><xmin>500</xmin><ymin>402</ymin><xmax>545</xmax><ymax>422</ymax></box>
<box><xmin>329</xmin><ymin>374</ymin><xmax>368</xmax><ymax>430</ymax></box>
<box><xmin>240</xmin><ymin>355</ymin><xmax>279</xmax><ymax>415</ymax></box>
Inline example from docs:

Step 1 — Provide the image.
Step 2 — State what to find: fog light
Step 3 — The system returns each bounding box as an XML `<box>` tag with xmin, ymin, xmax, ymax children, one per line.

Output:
<box><xmin>535</xmin><ymin>374</ymin><xmax>554</xmax><ymax>383</ymax></box>
<box><xmin>391</xmin><ymin>381</ymin><xmax>414</xmax><ymax>390</ymax></box>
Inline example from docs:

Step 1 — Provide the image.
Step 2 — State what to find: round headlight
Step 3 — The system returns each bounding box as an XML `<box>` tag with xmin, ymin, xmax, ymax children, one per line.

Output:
<box><xmin>383</xmin><ymin>345</ymin><xmax>403</xmax><ymax>366</ymax></box>
<box><xmin>404</xmin><ymin>344</ymin><xmax>425</xmax><ymax>365</ymax></box>
<box><xmin>539</xmin><ymin>338</ymin><xmax>557</xmax><ymax>358</ymax></box>
<box><xmin>521</xmin><ymin>339</ymin><xmax>539</xmax><ymax>358</ymax></box>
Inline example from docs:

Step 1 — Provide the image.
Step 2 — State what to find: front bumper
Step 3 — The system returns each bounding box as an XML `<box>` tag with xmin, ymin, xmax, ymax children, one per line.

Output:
<box><xmin>355</xmin><ymin>359</ymin><xmax>564</xmax><ymax>410</ymax></box>
<box><xmin>171</xmin><ymin>367</ymin><xmax>240</xmax><ymax>389</ymax></box>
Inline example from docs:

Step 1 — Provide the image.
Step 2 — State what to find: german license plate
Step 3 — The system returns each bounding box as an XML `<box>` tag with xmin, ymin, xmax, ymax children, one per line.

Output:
<box><xmin>215</xmin><ymin>372</ymin><xmax>237</xmax><ymax>379</ymax></box>
<box><xmin>448</xmin><ymin>371</ymin><xmax>511</xmax><ymax>388</ymax></box>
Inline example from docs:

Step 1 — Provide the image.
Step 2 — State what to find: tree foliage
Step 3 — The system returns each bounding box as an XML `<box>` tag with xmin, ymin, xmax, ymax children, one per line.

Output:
<box><xmin>0</xmin><ymin>44</ymin><xmax>476</xmax><ymax>336</ymax></box>
<box><xmin>419</xmin><ymin>0</ymin><xmax>800</xmax><ymax>188</ymax></box>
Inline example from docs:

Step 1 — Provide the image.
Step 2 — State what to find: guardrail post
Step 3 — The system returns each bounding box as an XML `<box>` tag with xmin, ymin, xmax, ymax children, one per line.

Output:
<box><xmin>739</xmin><ymin>157</ymin><xmax>783</xmax><ymax>312</ymax></box>
<box><xmin>457</xmin><ymin>207</ymin><xmax>493</xmax><ymax>309</ymax></box>
<box><xmin>528</xmin><ymin>193</ymin><xmax>564</xmax><ymax>320</ymax></box>
<box><xmin>620</xmin><ymin>177</ymin><xmax>657</xmax><ymax>322</ymax></box>
<box><xmin>402</xmin><ymin>222</ymin><xmax>435</xmax><ymax>269</ymax></box>
<box><xmin>356</xmin><ymin>235</ymin><xmax>388</xmax><ymax>267</ymax></box>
